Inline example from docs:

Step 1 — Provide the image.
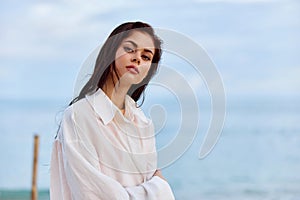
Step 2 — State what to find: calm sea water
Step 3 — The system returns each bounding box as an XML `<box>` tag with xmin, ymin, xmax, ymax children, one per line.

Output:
<box><xmin>0</xmin><ymin>190</ymin><xmax>49</xmax><ymax>200</ymax></box>
<box><xmin>1</xmin><ymin>96</ymin><xmax>300</xmax><ymax>199</ymax></box>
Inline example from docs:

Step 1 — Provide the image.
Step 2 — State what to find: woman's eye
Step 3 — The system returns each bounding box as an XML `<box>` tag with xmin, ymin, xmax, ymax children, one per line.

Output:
<box><xmin>124</xmin><ymin>46</ymin><xmax>134</xmax><ymax>53</ymax></box>
<box><xmin>142</xmin><ymin>55</ymin><xmax>151</xmax><ymax>61</ymax></box>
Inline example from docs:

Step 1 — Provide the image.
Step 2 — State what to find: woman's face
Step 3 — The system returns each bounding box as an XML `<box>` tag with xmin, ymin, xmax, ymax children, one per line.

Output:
<box><xmin>114</xmin><ymin>31</ymin><xmax>155</xmax><ymax>85</ymax></box>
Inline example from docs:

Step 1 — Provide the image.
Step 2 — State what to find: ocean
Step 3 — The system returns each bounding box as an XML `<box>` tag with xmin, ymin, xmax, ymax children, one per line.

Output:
<box><xmin>1</xmin><ymin>96</ymin><xmax>300</xmax><ymax>199</ymax></box>
<box><xmin>0</xmin><ymin>190</ymin><xmax>49</xmax><ymax>200</ymax></box>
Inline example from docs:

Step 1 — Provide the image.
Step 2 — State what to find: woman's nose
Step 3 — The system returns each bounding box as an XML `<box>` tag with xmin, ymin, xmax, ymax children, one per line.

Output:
<box><xmin>131</xmin><ymin>53</ymin><xmax>141</xmax><ymax>65</ymax></box>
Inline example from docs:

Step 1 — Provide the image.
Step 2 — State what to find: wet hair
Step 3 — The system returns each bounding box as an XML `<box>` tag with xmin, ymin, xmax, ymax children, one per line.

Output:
<box><xmin>69</xmin><ymin>21</ymin><xmax>162</xmax><ymax>106</ymax></box>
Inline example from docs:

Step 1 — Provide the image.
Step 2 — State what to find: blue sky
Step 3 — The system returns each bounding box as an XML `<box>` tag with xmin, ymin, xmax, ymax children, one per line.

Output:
<box><xmin>1</xmin><ymin>0</ymin><xmax>299</xmax><ymax>101</ymax></box>
<box><xmin>0</xmin><ymin>0</ymin><xmax>300</xmax><ymax>190</ymax></box>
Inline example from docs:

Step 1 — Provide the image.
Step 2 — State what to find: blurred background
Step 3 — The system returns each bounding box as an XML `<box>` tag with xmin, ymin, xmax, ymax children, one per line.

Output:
<box><xmin>1</xmin><ymin>0</ymin><xmax>299</xmax><ymax>199</ymax></box>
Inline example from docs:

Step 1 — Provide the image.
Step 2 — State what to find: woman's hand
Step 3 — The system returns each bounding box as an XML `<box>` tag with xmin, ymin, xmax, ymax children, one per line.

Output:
<box><xmin>153</xmin><ymin>169</ymin><xmax>167</xmax><ymax>182</ymax></box>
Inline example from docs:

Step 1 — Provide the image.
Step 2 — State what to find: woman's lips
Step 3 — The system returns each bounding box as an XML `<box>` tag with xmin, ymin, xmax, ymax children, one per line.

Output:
<box><xmin>126</xmin><ymin>65</ymin><xmax>139</xmax><ymax>74</ymax></box>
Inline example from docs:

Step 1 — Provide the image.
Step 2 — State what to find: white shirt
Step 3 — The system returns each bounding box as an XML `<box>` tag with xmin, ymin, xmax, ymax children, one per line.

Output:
<box><xmin>50</xmin><ymin>89</ymin><xmax>175</xmax><ymax>200</ymax></box>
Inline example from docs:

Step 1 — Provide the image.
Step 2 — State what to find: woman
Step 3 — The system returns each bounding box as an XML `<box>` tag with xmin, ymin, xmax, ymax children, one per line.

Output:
<box><xmin>50</xmin><ymin>21</ymin><xmax>175</xmax><ymax>199</ymax></box>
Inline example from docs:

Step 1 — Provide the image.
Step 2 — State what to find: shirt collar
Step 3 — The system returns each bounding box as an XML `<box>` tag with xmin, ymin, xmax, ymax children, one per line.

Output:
<box><xmin>85</xmin><ymin>88</ymin><xmax>135</xmax><ymax>125</ymax></box>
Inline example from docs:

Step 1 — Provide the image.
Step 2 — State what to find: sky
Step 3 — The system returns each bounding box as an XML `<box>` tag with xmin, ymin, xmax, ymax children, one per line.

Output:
<box><xmin>1</xmin><ymin>0</ymin><xmax>299</xmax><ymax>101</ymax></box>
<box><xmin>0</xmin><ymin>0</ymin><xmax>300</xmax><ymax>190</ymax></box>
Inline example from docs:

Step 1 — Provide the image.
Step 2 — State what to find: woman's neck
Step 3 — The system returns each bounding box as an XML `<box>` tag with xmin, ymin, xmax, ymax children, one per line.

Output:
<box><xmin>102</xmin><ymin>77</ymin><xmax>131</xmax><ymax>110</ymax></box>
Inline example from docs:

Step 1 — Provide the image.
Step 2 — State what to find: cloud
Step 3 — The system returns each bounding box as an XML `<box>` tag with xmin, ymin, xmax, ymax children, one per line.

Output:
<box><xmin>193</xmin><ymin>0</ymin><xmax>280</xmax><ymax>3</ymax></box>
<box><xmin>0</xmin><ymin>0</ymin><xmax>299</xmax><ymax>100</ymax></box>
<box><xmin>0</xmin><ymin>1</ymin><xmax>132</xmax><ymax>60</ymax></box>
<box><xmin>224</xmin><ymin>66</ymin><xmax>300</xmax><ymax>97</ymax></box>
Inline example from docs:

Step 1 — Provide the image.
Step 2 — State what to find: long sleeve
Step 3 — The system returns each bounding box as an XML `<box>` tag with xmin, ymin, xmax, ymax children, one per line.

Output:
<box><xmin>125</xmin><ymin>176</ymin><xmax>175</xmax><ymax>200</ymax></box>
<box><xmin>50</xmin><ymin>106</ymin><xmax>175</xmax><ymax>200</ymax></box>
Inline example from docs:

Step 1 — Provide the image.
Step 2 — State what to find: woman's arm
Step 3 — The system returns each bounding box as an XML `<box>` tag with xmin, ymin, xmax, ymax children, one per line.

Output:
<box><xmin>50</xmin><ymin>110</ymin><xmax>175</xmax><ymax>200</ymax></box>
<box><xmin>51</xmin><ymin>140</ymin><xmax>174</xmax><ymax>200</ymax></box>
<box><xmin>153</xmin><ymin>169</ymin><xmax>166</xmax><ymax>181</ymax></box>
<box><xmin>125</xmin><ymin>172</ymin><xmax>174</xmax><ymax>200</ymax></box>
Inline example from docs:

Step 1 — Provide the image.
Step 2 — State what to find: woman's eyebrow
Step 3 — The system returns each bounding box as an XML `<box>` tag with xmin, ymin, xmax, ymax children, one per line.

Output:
<box><xmin>124</xmin><ymin>40</ymin><xmax>154</xmax><ymax>55</ymax></box>
<box><xmin>124</xmin><ymin>40</ymin><xmax>137</xmax><ymax>48</ymax></box>
<box><xmin>144</xmin><ymin>49</ymin><xmax>154</xmax><ymax>55</ymax></box>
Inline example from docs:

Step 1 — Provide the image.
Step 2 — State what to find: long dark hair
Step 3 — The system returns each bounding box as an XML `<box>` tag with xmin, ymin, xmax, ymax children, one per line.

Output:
<box><xmin>69</xmin><ymin>21</ymin><xmax>162</xmax><ymax>106</ymax></box>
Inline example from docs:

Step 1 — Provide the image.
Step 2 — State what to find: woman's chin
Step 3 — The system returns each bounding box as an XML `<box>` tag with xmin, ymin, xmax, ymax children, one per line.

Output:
<box><xmin>129</xmin><ymin>79</ymin><xmax>143</xmax><ymax>85</ymax></box>
<box><xmin>120</xmin><ymin>74</ymin><xmax>144</xmax><ymax>85</ymax></box>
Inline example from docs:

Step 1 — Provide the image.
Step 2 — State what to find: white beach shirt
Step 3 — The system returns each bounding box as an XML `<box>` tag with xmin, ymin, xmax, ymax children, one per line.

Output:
<box><xmin>50</xmin><ymin>89</ymin><xmax>175</xmax><ymax>200</ymax></box>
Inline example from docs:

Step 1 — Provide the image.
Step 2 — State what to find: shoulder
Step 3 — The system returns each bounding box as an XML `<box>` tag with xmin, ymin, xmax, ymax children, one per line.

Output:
<box><xmin>62</xmin><ymin>98</ymin><xmax>93</xmax><ymax>122</ymax></box>
<box><xmin>134</xmin><ymin>106</ymin><xmax>152</xmax><ymax>124</ymax></box>
<box><xmin>125</xmin><ymin>95</ymin><xmax>152</xmax><ymax>125</ymax></box>
<box><xmin>57</xmin><ymin>98</ymin><xmax>97</xmax><ymax>142</ymax></box>
<box><xmin>59</xmin><ymin>98</ymin><xmax>93</xmax><ymax>131</ymax></box>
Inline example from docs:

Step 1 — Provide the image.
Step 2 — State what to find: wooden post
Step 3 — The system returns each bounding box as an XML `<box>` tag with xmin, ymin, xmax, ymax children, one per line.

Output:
<box><xmin>31</xmin><ymin>135</ymin><xmax>39</xmax><ymax>200</ymax></box>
